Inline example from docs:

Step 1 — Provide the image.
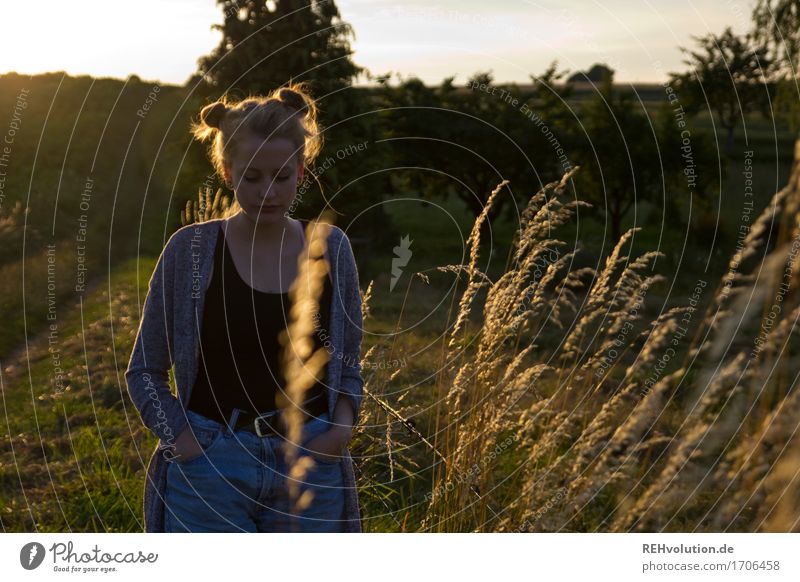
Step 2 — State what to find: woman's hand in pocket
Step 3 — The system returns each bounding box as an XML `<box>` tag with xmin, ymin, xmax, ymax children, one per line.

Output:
<box><xmin>173</xmin><ymin>426</ymin><xmax>205</xmax><ymax>464</ymax></box>
<box><xmin>303</xmin><ymin>425</ymin><xmax>352</xmax><ymax>463</ymax></box>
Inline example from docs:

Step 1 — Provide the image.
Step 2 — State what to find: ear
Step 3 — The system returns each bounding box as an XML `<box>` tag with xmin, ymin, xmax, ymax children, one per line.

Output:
<box><xmin>222</xmin><ymin>165</ymin><xmax>232</xmax><ymax>189</ymax></box>
<box><xmin>297</xmin><ymin>161</ymin><xmax>304</xmax><ymax>182</ymax></box>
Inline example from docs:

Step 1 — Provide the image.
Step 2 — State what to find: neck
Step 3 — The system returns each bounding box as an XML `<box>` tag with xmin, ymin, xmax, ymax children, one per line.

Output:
<box><xmin>226</xmin><ymin>210</ymin><xmax>298</xmax><ymax>246</ymax></box>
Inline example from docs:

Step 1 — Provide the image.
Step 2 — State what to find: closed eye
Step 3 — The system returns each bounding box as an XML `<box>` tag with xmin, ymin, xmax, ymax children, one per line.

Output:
<box><xmin>243</xmin><ymin>173</ymin><xmax>289</xmax><ymax>183</ymax></box>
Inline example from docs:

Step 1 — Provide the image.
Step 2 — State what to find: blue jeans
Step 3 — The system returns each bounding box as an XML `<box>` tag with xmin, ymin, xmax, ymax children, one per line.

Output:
<box><xmin>164</xmin><ymin>408</ymin><xmax>345</xmax><ymax>532</ymax></box>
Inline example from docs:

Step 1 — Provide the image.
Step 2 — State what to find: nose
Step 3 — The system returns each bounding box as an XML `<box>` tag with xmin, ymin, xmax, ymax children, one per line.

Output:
<box><xmin>257</xmin><ymin>186</ymin><xmax>278</xmax><ymax>204</ymax></box>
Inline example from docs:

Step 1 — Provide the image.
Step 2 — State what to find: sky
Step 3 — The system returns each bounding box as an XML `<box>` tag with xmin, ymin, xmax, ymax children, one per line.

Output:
<box><xmin>0</xmin><ymin>0</ymin><xmax>755</xmax><ymax>86</ymax></box>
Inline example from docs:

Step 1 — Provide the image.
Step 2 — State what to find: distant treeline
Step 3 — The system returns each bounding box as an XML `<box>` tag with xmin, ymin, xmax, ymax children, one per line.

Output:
<box><xmin>1</xmin><ymin>69</ymin><xmax>796</xmax><ymax>270</ymax></box>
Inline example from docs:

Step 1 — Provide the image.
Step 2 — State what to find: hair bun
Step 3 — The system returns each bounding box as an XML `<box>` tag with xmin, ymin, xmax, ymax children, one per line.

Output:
<box><xmin>277</xmin><ymin>88</ymin><xmax>308</xmax><ymax>113</ymax></box>
<box><xmin>200</xmin><ymin>101</ymin><xmax>228</xmax><ymax>129</ymax></box>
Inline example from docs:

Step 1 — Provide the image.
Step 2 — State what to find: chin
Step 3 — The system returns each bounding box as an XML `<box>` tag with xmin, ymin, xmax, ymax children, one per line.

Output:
<box><xmin>243</xmin><ymin>208</ymin><xmax>284</xmax><ymax>221</ymax></box>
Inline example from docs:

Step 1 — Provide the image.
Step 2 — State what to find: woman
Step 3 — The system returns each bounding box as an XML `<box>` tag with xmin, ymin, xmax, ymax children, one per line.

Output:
<box><xmin>125</xmin><ymin>83</ymin><xmax>365</xmax><ymax>532</ymax></box>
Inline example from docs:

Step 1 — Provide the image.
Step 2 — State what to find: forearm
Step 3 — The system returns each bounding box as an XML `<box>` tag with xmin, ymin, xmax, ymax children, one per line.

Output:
<box><xmin>126</xmin><ymin>369</ymin><xmax>187</xmax><ymax>448</ymax></box>
<box><xmin>328</xmin><ymin>230</ymin><xmax>364</xmax><ymax>443</ymax></box>
<box><xmin>125</xmin><ymin>239</ymin><xmax>182</xmax><ymax>448</ymax></box>
<box><xmin>330</xmin><ymin>393</ymin><xmax>355</xmax><ymax>439</ymax></box>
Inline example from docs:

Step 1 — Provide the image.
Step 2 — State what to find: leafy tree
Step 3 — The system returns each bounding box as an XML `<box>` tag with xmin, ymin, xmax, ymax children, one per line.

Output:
<box><xmin>752</xmin><ymin>0</ymin><xmax>800</xmax><ymax>132</ymax></box>
<box><xmin>193</xmin><ymin>0</ymin><xmax>362</xmax><ymax>98</ymax></box>
<box><xmin>572</xmin><ymin>72</ymin><xmax>672</xmax><ymax>242</ymax></box>
<box><xmin>668</xmin><ymin>26</ymin><xmax>775</xmax><ymax>153</ymax></box>
<box><xmin>376</xmin><ymin>65</ymin><xmax>574</xmax><ymax>224</ymax></box>
<box><xmin>532</xmin><ymin>60</ymin><xmax>577</xmax><ymax>131</ymax></box>
<box><xmin>185</xmin><ymin>0</ymin><xmax>385</xmax><ymax>238</ymax></box>
<box><xmin>650</xmin><ymin>99</ymin><xmax>722</xmax><ymax>246</ymax></box>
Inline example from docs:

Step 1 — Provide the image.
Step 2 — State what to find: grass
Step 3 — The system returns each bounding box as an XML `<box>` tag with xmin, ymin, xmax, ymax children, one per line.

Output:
<box><xmin>354</xmin><ymin>143</ymin><xmax>800</xmax><ymax>532</ymax></box>
<box><xmin>0</xmin><ymin>256</ymin><xmax>159</xmax><ymax>531</ymax></box>
<box><xmin>2</xmin><ymin>139</ymin><xmax>800</xmax><ymax>532</ymax></box>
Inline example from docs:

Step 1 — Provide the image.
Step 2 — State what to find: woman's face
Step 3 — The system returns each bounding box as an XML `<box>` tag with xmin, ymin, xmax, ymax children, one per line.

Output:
<box><xmin>223</xmin><ymin>134</ymin><xmax>304</xmax><ymax>222</ymax></box>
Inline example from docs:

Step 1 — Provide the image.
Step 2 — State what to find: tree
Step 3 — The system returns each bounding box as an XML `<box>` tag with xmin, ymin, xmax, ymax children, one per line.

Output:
<box><xmin>752</xmin><ymin>0</ymin><xmax>800</xmax><ymax>132</ymax></box>
<box><xmin>669</xmin><ymin>27</ymin><xmax>775</xmax><ymax>154</ymax></box>
<box><xmin>376</xmin><ymin>73</ymin><xmax>517</xmax><ymax>222</ymax></box>
<box><xmin>184</xmin><ymin>1</ymin><xmax>387</xmax><ymax>240</ymax></box>
<box><xmin>193</xmin><ymin>0</ymin><xmax>362</xmax><ymax>99</ymax></box>
<box><xmin>572</xmin><ymin>73</ymin><xmax>671</xmax><ymax>242</ymax></box>
<box><xmin>376</xmin><ymin>64</ymin><xmax>575</xmax><ymax>225</ymax></box>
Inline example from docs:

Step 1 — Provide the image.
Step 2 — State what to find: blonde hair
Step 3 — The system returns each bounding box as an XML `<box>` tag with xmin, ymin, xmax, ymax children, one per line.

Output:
<box><xmin>190</xmin><ymin>81</ymin><xmax>323</xmax><ymax>217</ymax></box>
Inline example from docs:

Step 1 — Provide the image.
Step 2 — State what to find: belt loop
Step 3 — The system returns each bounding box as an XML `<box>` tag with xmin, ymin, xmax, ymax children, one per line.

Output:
<box><xmin>226</xmin><ymin>408</ymin><xmax>241</xmax><ymax>436</ymax></box>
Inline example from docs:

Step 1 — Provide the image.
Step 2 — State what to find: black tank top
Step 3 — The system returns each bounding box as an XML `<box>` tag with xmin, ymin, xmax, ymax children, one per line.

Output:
<box><xmin>187</xmin><ymin>220</ymin><xmax>331</xmax><ymax>424</ymax></box>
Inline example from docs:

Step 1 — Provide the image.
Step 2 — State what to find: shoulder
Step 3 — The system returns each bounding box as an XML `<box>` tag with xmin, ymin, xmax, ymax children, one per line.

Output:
<box><xmin>161</xmin><ymin>219</ymin><xmax>223</xmax><ymax>257</ymax></box>
<box><xmin>320</xmin><ymin>222</ymin><xmax>351</xmax><ymax>250</ymax></box>
<box><xmin>322</xmin><ymin>223</ymin><xmax>357</xmax><ymax>267</ymax></box>
<box><xmin>299</xmin><ymin>220</ymin><xmax>352</xmax><ymax>258</ymax></box>
<box><xmin>172</xmin><ymin>218</ymin><xmax>224</xmax><ymax>240</ymax></box>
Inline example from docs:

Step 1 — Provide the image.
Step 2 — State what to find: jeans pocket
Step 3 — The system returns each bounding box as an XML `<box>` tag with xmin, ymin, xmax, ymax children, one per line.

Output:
<box><xmin>174</xmin><ymin>425</ymin><xmax>223</xmax><ymax>467</ymax></box>
<box><xmin>306</xmin><ymin>449</ymin><xmax>342</xmax><ymax>465</ymax></box>
<box><xmin>299</xmin><ymin>416</ymin><xmax>342</xmax><ymax>466</ymax></box>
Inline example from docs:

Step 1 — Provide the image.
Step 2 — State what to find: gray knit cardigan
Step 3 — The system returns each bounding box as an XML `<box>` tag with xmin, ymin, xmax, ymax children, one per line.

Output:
<box><xmin>125</xmin><ymin>217</ymin><xmax>364</xmax><ymax>532</ymax></box>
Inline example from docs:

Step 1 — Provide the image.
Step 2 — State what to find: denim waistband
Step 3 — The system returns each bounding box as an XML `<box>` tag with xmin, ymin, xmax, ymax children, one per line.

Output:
<box><xmin>185</xmin><ymin>407</ymin><xmax>330</xmax><ymax>435</ymax></box>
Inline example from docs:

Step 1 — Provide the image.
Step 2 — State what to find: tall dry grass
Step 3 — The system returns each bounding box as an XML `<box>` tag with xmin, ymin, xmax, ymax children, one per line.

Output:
<box><xmin>180</xmin><ymin>186</ymin><xmax>236</xmax><ymax>226</ymax></box>
<box><xmin>277</xmin><ymin>216</ymin><xmax>332</xmax><ymax>518</ymax></box>
<box><xmin>356</xmin><ymin>138</ymin><xmax>800</xmax><ymax>532</ymax></box>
